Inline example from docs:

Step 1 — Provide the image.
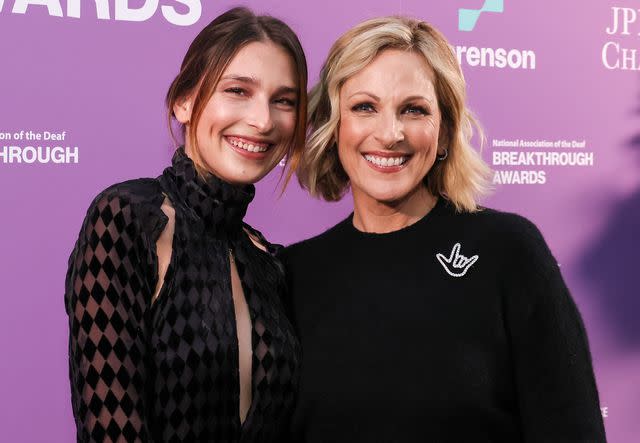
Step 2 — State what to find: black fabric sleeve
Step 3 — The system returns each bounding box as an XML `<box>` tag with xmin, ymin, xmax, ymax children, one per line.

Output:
<box><xmin>504</xmin><ymin>216</ymin><xmax>606</xmax><ymax>442</ymax></box>
<box><xmin>274</xmin><ymin>246</ymin><xmax>297</xmax><ymax>332</ymax></box>
<box><xmin>64</xmin><ymin>190</ymin><xmax>155</xmax><ymax>442</ymax></box>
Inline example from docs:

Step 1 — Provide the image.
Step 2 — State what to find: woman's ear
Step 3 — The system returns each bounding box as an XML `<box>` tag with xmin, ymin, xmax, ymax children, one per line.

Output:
<box><xmin>173</xmin><ymin>96</ymin><xmax>193</xmax><ymax>124</ymax></box>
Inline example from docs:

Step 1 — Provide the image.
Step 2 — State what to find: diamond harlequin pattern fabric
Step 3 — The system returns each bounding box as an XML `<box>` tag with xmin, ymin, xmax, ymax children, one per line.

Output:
<box><xmin>65</xmin><ymin>148</ymin><xmax>300</xmax><ymax>442</ymax></box>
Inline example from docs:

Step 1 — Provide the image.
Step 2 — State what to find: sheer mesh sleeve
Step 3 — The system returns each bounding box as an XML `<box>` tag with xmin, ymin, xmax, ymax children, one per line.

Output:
<box><xmin>65</xmin><ymin>190</ymin><xmax>154</xmax><ymax>442</ymax></box>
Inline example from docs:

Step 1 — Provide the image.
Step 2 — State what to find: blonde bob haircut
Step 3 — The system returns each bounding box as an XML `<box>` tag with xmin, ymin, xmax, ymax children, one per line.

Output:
<box><xmin>300</xmin><ymin>16</ymin><xmax>492</xmax><ymax>212</ymax></box>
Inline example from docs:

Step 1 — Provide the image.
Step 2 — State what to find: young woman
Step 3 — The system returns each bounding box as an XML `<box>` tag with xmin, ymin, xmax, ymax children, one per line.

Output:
<box><xmin>64</xmin><ymin>7</ymin><xmax>307</xmax><ymax>442</ymax></box>
<box><xmin>283</xmin><ymin>16</ymin><xmax>606</xmax><ymax>442</ymax></box>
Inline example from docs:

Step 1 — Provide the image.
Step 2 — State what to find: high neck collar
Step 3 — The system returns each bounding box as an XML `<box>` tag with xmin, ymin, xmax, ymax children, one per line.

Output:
<box><xmin>159</xmin><ymin>147</ymin><xmax>255</xmax><ymax>238</ymax></box>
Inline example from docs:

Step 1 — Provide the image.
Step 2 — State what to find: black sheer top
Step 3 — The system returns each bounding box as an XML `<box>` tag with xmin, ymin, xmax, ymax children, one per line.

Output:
<box><xmin>64</xmin><ymin>148</ymin><xmax>300</xmax><ymax>442</ymax></box>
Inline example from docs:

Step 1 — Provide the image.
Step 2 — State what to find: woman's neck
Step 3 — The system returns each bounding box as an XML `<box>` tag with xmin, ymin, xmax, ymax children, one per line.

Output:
<box><xmin>351</xmin><ymin>185</ymin><xmax>438</xmax><ymax>234</ymax></box>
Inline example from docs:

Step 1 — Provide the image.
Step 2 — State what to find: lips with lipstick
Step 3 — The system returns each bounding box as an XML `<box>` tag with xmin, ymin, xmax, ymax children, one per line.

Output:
<box><xmin>225</xmin><ymin>135</ymin><xmax>275</xmax><ymax>158</ymax></box>
<box><xmin>362</xmin><ymin>151</ymin><xmax>411</xmax><ymax>171</ymax></box>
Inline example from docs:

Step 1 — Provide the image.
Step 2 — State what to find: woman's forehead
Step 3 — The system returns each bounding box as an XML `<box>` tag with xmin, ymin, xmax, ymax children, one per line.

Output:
<box><xmin>340</xmin><ymin>50</ymin><xmax>436</xmax><ymax>101</ymax></box>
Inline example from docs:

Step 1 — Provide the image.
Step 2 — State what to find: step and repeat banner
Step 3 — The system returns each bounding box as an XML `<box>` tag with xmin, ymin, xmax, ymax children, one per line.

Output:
<box><xmin>1</xmin><ymin>0</ymin><xmax>638</xmax><ymax>441</ymax></box>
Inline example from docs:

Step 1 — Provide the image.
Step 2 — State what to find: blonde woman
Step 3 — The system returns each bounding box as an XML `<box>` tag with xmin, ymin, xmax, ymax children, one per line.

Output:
<box><xmin>281</xmin><ymin>16</ymin><xmax>606</xmax><ymax>442</ymax></box>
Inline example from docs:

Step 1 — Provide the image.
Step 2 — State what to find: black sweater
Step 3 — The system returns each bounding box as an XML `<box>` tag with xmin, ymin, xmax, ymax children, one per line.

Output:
<box><xmin>281</xmin><ymin>197</ymin><xmax>606</xmax><ymax>443</ymax></box>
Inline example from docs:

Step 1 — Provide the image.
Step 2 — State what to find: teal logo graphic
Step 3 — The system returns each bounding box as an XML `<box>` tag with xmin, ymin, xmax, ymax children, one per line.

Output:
<box><xmin>458</xmin><ymin>0</ymin><xmax>504</xmax><ymax>31</ymax></box>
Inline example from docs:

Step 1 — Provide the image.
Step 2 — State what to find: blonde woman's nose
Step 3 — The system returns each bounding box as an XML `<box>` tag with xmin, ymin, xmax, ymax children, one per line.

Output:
<box><xmin>374</xmin><ymin>112</ymin><xmax>404</xmax><ymax>148</ymax></box>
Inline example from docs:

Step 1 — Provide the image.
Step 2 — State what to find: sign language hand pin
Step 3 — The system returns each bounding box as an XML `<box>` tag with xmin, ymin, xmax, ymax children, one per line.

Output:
<box><xmin>436</xmin><ymin>243</ymin><xmax>479</xmax><ymax>277</ymax></box>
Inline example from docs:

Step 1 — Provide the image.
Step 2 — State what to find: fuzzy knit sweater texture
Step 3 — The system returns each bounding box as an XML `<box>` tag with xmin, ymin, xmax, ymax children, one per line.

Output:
<box><xmin>281</xmin><ymin>197</ymin><xmax>606</xmax><ymax>443</ymax></box>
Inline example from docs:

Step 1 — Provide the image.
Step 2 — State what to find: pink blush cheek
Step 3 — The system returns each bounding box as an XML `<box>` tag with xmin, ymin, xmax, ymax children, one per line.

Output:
<box><xmin>337</xmin><ymin>116</ymin><xmax>372</xmax><ymax>156</ymax></box>
<box><xmin>275</xmin><ymin>113</ymin><xmax>296</xmax><ymax>141</ymax></box>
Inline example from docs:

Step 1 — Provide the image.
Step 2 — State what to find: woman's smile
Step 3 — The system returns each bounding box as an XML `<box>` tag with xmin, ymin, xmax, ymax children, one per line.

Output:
<box><xmin>224</xmin><ymin>135</ymin><xmax>274</xmax><ymax>159</ymax></box>
<box><xmin>361</xmin><ymin>150</ymin><xmax>412</xmax><ymax>172</ymax></box>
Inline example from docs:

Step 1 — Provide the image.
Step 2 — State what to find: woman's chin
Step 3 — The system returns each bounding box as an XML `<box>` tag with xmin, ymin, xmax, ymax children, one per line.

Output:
<box><xmin>202</xmin><ymin>157</ymin><xmax>273</xmax><ymax>185</ymax></box>
<box><xmin>359</xmin><ymin>186</ymin><xmax>416</xmax><ymax>205</ymax></box>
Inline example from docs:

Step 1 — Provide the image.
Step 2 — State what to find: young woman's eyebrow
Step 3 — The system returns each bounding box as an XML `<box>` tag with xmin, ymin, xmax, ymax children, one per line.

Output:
<box><xmin>220</xmin><ymin>75</ymin><xmax>297</xmax><ymax>94</ymax></box>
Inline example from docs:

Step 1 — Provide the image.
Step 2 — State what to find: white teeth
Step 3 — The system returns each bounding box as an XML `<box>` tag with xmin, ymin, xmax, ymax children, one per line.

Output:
<box><xmin>364</xmin><ymin>154</ymin><xmax>408</xmax><ymax>167</ymax></box>
<box><xmin>229</xmin><ymin>138</ymin><xmax>269</xmax><ymax>153</ymax></box>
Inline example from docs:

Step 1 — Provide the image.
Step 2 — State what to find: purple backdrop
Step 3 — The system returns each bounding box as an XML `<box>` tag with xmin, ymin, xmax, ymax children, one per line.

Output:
<box><xmin>1</xmin><ymin>1</ymin><xmax>638</xmax><ymax>441</ymax></box>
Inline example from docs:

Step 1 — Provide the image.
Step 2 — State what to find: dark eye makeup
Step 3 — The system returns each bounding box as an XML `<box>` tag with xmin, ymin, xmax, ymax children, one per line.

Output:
<box><xmin>275</xmin><ymin>97</ymin><xmax>297</xmax><ymax>107</ymax></box>
<box><xmin>224</xmin><ymin>87</ymin><xmax>247</xmax><ymax>95</ymax></box>
<box><xmin>351</xmin><ymin>102</ymin><xmax>376</xmax><ymax>112</ymax></box>
<box><xmin>350</xmin><ymin>101</ymin><xmax>430</xmax><ymax>116</ymax></box>
<box><xmin>403</xmin><ymin>104</ymin><xmax>430</xmax><ymax>115</ymax></box>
